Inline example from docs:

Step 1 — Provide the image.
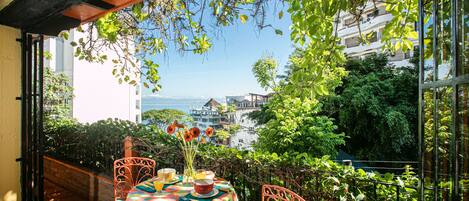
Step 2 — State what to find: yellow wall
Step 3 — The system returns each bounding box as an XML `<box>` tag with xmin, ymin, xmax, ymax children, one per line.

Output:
<box><xmin>0</xmin><ymin>24</ymin><xmax>21</xmax><ymax>201</ymax></box>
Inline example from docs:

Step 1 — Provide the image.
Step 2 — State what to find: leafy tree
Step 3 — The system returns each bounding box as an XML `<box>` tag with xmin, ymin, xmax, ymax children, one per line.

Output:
<box><xmin>44</xmin><ymin>67</ymin><xmax>74</xmax><ymax>121</ymax></box>
<box><xmin>215</xmin><ymin>124</ymin><xmax>240</xmax><ymax>143</ymax></box>
<box><xmin>250</xmin><ymin>53</ymin><xmax>419</xmax><ymax>160</ymax></box>
<box><xmin>252</xmin><ymin>56</ymin><xmax>278</xmax><ymax>90</ymax></box>
<box><xmin>322</xmin><ymin>53</ymin><xmax>419</xmax><ymax>161</ymax></box>
<box><xmin>256</xmin><ymin>97</ymin><xmax>345</xmax><ymax>156</ymax></box>
<box><xmin>216</xmin><ymin>104</ymin><xmax>236</xmax><ymax>116</ymax></box>
<box><xmin>142</xmin><ymin>109</ymin><xmax>193</xmax><ymax>127</ymax></box>
<box><xmin>247</xmin><ymin>105</ymin><xmax>273</xmax><ymax>126</ymax></box>
<box><xmin>252</xmin><ymin>56</ymin><xmax>345</xmax><ymax>157</ymax></box>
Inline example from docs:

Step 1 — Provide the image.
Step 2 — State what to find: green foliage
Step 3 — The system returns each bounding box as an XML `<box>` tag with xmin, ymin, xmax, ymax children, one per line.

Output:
<box><xmin>44</xmin><ymin>118</ymin><xmax>144</xmax><ymax>175</ymax></box>
<box><xmin>252</xmin><ymin>56</ymin><xmax>278</xmax><ymax>90</ymax></box>
<box><xmin>322</xmin><ymin>53</ymin><xmax>418</xmax><ymax>161</ymax></box>
<box><xmin>44</xmin><ymin>67</ymin><xmax>74</xmax><ymax>121</ymax></box>
<box><xmin>256</xmin><ymin>97</ymin><xmax>344</xmax><ymax>157</ymax></box>
<box><xmin>142</xmin><ymin>109</ymin><xmax>193</xmax><ymax>127</ymax></box>
<box><xmin>215</xmin><ymin>124</ymin><xmax>240</xmax><ymax>142</ymax></box>
<box><xmin>251</xmin><ymin>53</ymin><xmax>419</xmax><ymax>161</ymax></box>
<box><xmin>247</xmin><ymin>105</ymin><xmax>274</xmax><ymax>125</ymax></box>
<box><xmin>216</xmin><ymin>104</ymin><xmax>236</xmax><ymax>114</ymax></box>
<box><xmin>251</xmin><ymin>49</ymin><xmax>345</xmax><ymax>157</ymax></box>
<box><xmin>381</xmin><ymin>0</ymin><xmax>419</xmax><ymax>53</ymax></box>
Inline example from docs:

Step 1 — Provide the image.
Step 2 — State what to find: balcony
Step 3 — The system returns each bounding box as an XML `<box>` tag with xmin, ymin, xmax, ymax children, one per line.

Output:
<box><xmin>337</xmin><ymin>13</ymin><xmax>393</xmax><ymax>38</ymax></box>
<box><xmin>43</xmin><ymin>119</ymin><xmax>422</xmax><ymax>201</ymax></box>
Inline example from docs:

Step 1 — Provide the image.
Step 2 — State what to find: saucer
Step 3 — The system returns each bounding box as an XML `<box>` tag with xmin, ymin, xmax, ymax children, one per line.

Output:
<box><xmin>160</xmin><ymin>177</ymin><xmax>180</xmax><ymax>184</ymax></box>
<box><xmin>190</xmin><ymin>189</ymin><xmax>219</xmax><ymax>198</ymax></box>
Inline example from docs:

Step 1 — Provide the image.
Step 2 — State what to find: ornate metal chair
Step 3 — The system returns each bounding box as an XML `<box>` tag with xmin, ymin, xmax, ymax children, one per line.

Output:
<box><xmin>113</xmin><ymin>157</ymin><xmax>156</xmax><ymax>200</ymax></box>
<box><xmin>262</xmin><ymin>184</ymin><xmax>305</xmax><ymax>201</ymax></box>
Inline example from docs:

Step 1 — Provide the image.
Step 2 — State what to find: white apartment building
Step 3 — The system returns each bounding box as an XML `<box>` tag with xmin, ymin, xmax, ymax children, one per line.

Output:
<box><xmin>226</xmin><ymin>93</ymin><xmax>270</xmax><ymax>150</ymax></box>
<box><xmin>45</xmin><ymin>29</ymin><xmax>142</xmax><ymax>123</ymax></box>
<box><xmin>336</xmin><ymin>1</ymin><xmax>418</xmax><ymax>67</ymax></box>
<box><xmin>190</xmin><ymin>98</ymin><xmax>224</xmax><ymax>130</ymax></box>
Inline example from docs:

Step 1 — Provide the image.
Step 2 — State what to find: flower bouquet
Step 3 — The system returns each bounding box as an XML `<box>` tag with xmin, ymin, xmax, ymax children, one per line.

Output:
<box><xmin>166</xmin><ymin>121</ymin><xmax>214</xmax><ymax>183</ymax></box>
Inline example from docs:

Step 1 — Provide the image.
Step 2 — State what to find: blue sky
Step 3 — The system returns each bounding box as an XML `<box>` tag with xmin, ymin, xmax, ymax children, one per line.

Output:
<box><xmin>142</xmin><ymin>10</ymin><xmax>294</xmax><ymax>99</ymax></box>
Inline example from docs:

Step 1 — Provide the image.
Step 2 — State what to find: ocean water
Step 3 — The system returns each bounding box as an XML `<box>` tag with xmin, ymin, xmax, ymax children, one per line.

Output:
<box><xmin>142</xmin><ymin>96</ymin><xmax>225</xmax><ymax>114</ymax></box>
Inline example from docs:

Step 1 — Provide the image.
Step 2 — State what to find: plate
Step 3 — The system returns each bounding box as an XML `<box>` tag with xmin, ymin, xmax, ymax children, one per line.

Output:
<box><xmin>190</xmin><ymin>189</ymin><xmax>219</xmax><ymax>198</ymax></box>
<box><xmin>151</xmin><ymin>177</ymin><xmax>180</xmax><ymax>185</ymax></box>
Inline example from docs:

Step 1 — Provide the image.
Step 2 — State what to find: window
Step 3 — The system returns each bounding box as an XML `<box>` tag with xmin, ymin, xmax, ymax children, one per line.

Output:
<box><xmin>404</xmin><ymin>51</ymin><xmax>411</xmax><ymax>59</ymax></box>
<box><xmin>366</xmin><ymin>9</ymin><xmax>379</xmax><ymax>19</ymax></box>
<box><xmin>344</xmin><ymin>36</ymin><xmax>361</xmax><ymax>48</ymax></box>
<box><xmin>377</xmin><ymin>6</ymin><xmax>387</xmax><ymax>15</ymax></box>
<box><xmin>136</xmin><ymin>99</ymin><xmax>140</xmax><ymax>110</ymax></box>
<box><xmin>55</xmin><ymin>38</ymin><xmax>64</xmax><ymax>72</ymax></box>
<box><xmin>135</xmin><ymin>86</ymin><xmax>140</xmax><ymax>95</ymax></box>
<box><xmin>368</xmin><ymin>31</ymin><xmax>378</xmax><ymax>43</ymax></box>
<box><xmin>136</xmin><ymin>115</ymin><xmax>140</xmax><ymax>123</ymax></box>
<box><xmin>344</xmin><ymin>17</ymin><xmax>356</xmax><ymax>27</ymax></box>
<box><xmin>378</xmin><ymin>28</ymin><xmax>385</xmax><ymax>40</ymax></box>
<box><xmin>419</xmin><ymin>0</ymin><xmax>468</xmax><ymax>198</ymax></box>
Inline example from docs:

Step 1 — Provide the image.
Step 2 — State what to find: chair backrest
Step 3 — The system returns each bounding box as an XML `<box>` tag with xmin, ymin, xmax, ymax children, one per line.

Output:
<box><xmin>262</xmin><ymin>184</ymin><xmax>305</xmax><ymax>201</ymax></box>
<box><xmin>114</xmin><ymin>157</ymin><xmax>156</xmax><ymax>200</ymax></box>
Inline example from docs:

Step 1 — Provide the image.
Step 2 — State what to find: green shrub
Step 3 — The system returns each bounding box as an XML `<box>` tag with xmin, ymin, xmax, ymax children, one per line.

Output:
<box><xmin>45</xmin><ymin>118</ymin><xmax>142</xmax><ymax>175</ymax></box>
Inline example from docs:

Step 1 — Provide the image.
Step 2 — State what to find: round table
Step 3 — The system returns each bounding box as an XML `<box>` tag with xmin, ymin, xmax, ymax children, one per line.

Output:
<box><xmin>126</xmin><ymin>176</ymin><xmax>238</xmax><ymax>201</ymax></box>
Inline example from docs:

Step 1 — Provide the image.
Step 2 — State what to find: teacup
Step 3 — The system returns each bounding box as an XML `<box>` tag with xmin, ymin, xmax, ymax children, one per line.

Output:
<box><xmin>157</xmin><ymin>168</ymin><xmax>176</xmax><ymax>182</ymax></box>
<box><xmin>195</xmin><ymin>169</ymin><xmax>215</xmax><ymax>180</ymax></box>
<box><xmin>194</xmin><ymin>179</ymin><xmax>214</xmax><ymax>194</ymax></box>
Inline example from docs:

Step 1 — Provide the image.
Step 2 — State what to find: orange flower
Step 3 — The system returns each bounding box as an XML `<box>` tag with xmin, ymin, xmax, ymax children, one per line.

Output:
<box><xmin>201</xmin><ymin>137</ymin><xmax>207</xmax><ymax>144</ymax></box>
<box><xmin>166</xmin><ymin>124</ymin><xmax>176</xmax><ymax>134</ymax></box>
<box><xmin>184</xmin><ymin>131</ymin><xmax>193</xmax><ymax>142</ymax></box>
<box><xmin>205</xmin><ymin>127</ymin><xmax>214</xmax><ymax>137</ymax></box>
<box><xmin>190</xmin><ymin>127</ymin><xmax>201</xmax><ymax>138</ymax></box>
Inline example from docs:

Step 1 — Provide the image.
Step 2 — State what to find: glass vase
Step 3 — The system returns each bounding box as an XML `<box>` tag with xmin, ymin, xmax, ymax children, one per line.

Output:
<box><xmin>182</xmin><ymin>147</ymin><xmax>196</xmax><ymax>183</ymax></box>
<box><xmin>183</xmin><ymin>165</ymin><xmax>195</xmax><ymax>183</ymax></box>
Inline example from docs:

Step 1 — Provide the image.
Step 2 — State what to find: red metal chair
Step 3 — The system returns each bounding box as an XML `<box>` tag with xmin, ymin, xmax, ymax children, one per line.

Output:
<box><xmin>262</xmin><ymin>184</ymin><xmax>306</xmax><ymax>201</ymax></box>
<box><xmin>113</xmin><ymin>157</ymin><xmax>156</xmax><ymax>200</ymax></box>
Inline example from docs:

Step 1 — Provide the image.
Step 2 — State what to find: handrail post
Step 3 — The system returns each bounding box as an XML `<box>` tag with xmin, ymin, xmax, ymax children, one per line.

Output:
<box><xmin>396</xmin><ymin>185</ymin><xmax>400</xmax><ymax>201</ymax></box>
<box><xmin>124</xmin><ymin>136</ymin><xmax>137</xmax><ymax>158</ymax></box>
<box><xmin>123</xmin><ymin>136</ymin><xmax>138</xmax><ymax>186</ymax></box>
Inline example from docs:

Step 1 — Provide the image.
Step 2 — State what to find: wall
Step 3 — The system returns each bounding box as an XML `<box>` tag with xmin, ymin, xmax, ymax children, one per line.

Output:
<box><xmin>0</xmin><ymin>24</ymin><xmax>21</xmax><ymax>201</ymax></box>
<box><xmin>44</xmin><ymin>157</ymin><xmax>113</xmax><ymax>201</ymax></box>
<box><xmin>44</xmin><ymin>29</ymin><xmax>141</xmax><ymax>124</ymax></box>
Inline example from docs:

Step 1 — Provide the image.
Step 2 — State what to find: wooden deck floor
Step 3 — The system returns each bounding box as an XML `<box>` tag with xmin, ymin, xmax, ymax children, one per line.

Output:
<box><xmin>44</xmin><ymin>179</ymin><xmax>87</xmax><ymax>201</ymax></box>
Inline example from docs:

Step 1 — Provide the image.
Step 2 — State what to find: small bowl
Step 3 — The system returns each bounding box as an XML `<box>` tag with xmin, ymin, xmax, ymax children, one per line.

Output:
<box><xmin>194</xmin><ymin>179</ymin><xmax>214</xmax><ymax>194</ymax></box>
